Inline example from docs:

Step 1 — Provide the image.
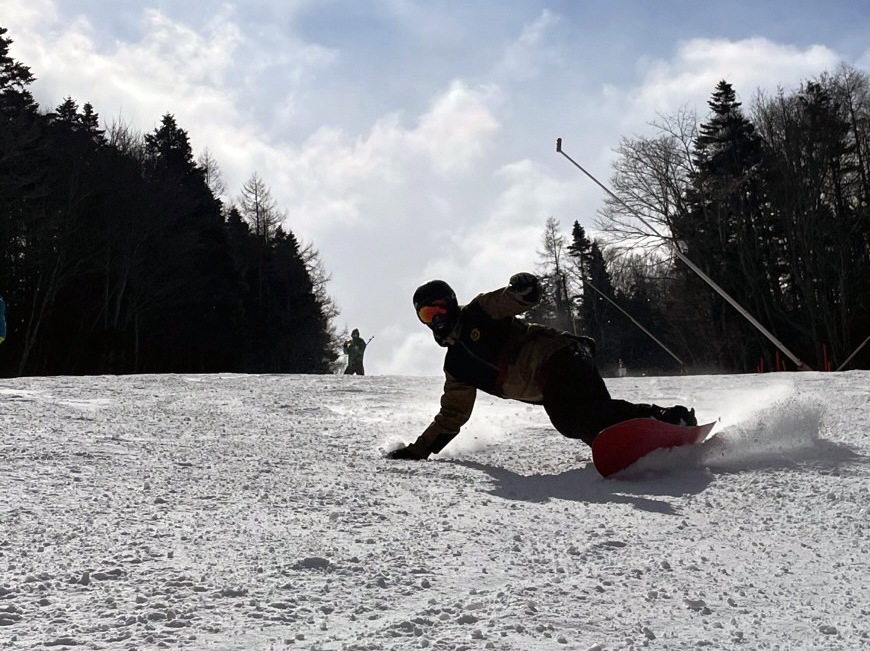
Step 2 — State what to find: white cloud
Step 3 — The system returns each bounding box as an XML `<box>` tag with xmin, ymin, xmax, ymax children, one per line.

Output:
<box><xmin>5</xmin><ymin>8</ymin><xmax>250</xmax><ymax>153</ymax></box>
<box><xmin>646</xmin><ymin>37</ymin><xmax>837</xmax><ymax>102</ymax></box>
<box><xmin>133</xmin><ymin>10</ymin><xmax>239</xmax><ymax>85</ymax></box>
<box><xmin>400</xmin><ymin>159</ymin><xmax>585</xmax><ymax>312</ymax></box>
<box><xmin>497</xmin><ymin>9</ymin><xmax>562</xmax><ymax>81</ymax></box>
<box><xmin>602</xmin><ymin>37</ymin><xmax>842</xmax><ymax>135</ymax></box>
<box><xmin>407</xmin><ymin>80</ymin><xmax>501</xmax><ymax>174</ymax></box>
<box><xmin>7</xmin><ymin>3</ymin><xmax>500</xmax><ymax>234</ymax></box>
<box><xmin>3</xmin><ymin>0</ymin><xmax>58</xmax><ymax>30</ymax></box>
<box><xmin>231</xmin><ymin>79</ymin><xmax>501</xmax><ymax>240</ymax></box>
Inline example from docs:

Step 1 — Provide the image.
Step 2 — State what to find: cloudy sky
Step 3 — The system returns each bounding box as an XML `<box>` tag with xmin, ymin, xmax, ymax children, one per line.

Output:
<box><xmin>5</xmin><ymin>0</ymin><xmax>869</xmax><ymax>375</ymax></box>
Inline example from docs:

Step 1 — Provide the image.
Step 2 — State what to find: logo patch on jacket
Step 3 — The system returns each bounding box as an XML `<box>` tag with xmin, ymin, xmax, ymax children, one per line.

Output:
<box><xmin>470</xmin><ymin>328</ymin><xmax>481</xmax><ymax>342</ymax></box>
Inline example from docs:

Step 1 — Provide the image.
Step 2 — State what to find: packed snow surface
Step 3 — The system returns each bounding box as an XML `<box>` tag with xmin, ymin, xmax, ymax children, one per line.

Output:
<box><xmin>1</xmin><ymin>370</ymin><xmax>869</xmax><ymax>650</ymax></box>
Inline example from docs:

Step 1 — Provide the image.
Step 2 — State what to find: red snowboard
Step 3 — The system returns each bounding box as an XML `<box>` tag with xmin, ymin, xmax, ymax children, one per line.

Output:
<box><xmin>591</xmin><ymin>418</ymin><xmax>717</xmax><ymax>477</ymax></box>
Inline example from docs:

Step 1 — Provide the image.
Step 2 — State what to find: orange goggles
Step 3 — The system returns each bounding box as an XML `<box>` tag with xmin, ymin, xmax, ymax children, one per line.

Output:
<box><xmin>417</xmin><ymin>301</ymin><xmax>449</xmax><ymax>325</ymax></box>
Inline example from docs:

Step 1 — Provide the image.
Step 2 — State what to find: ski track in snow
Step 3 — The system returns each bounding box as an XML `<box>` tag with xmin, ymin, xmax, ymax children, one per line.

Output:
<box><xmin>0</xmin><ymin>371</ymin><xmax>868</xmax><ymax>650</ymax></box>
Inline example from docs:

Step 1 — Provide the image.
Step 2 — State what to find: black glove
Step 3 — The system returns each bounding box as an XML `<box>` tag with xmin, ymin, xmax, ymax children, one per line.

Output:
<box><xmin>509</xmin><ymin>272</ymin><xmax>541</xmax><ymax>303</ymax></box>
<box><xmin>575</xmin><ymin>335</ymin><xmax>596</xmax><ymax>355</ymax></box>
<box><xmin>386</xmin><ymin>445</ymin><xmax>428</xmax><ymax>461</ymax></box>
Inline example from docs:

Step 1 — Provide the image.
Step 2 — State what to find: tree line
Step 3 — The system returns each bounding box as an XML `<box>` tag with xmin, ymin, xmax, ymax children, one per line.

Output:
<box><xmin>0</xmin><ymin>27</ymin><xmax>339</xmax><ymax>377</ymax></box>
<box><xmin>3</xmin><ymin>20</ymin><xmax>868</xmax><ymax>378</ymax></box>
<box><xmin>532</xmin><ymin>69</ymin><xmax>870</xmax><ymax>374</ymax></box>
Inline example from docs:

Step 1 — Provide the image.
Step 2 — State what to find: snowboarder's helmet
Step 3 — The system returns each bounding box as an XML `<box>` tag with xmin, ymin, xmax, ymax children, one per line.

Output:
<box><xmin>351</xmin><ymin>328</ymin><xmax>359</xmax><ymax>337</ymax></box>
<box><xmin>413</xmin><ymin>280</ymin><xmax>458</xmax><ymax>336</ymax></box>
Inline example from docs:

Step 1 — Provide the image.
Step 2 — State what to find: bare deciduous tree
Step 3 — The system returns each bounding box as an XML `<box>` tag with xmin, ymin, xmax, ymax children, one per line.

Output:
<box><xmin>597</xmin><ymin>107</ymin><xmax>698</xmax><ymax>252</ymax></box>
<box><xmin>198</xmin><ymin>148</ymin><xmax>227</xmax><ymax>200</ymax></box>
<box><xmin>238</xmin><ymin>172</ymin><xmax>283</xmax><ymax>242</ymax></box>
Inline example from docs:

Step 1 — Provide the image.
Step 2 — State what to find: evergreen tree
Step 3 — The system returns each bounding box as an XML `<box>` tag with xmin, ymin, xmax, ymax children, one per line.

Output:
<box><xmin>673</xmin><ymin>80</ymin><xmax>775</xmax><ymax>370</ymax></box>
<box><xmin>615</xmin><ymin>255</ymin><xmax>684</xmax><ymax>372</ymax></box>
<box><xmin>0</xmin><ymin>28</ymin><xmax>61</xmax><ymax>375</ymax></box>
<box><xmin>755</xmin><ymin>75</ymin><xmax>868</xmax><ymax>368</ymax></box>
<box><xmin>141</xmin><ymin>114</ymin><xmax>241</xmax><ymax>371</ymax></box>
<box><xmin>145</xmin><ymin>113</ymin><xmax>195</xmax><ymax>173</ymax></box>
<box><xmin>0</xmin><ymin>26</ymin><xmax>340</xmax><ymax>376</ymax></box>
<box><xmin>566</xmin><ymin>221</ymin><xmax>622</xmax><ymax>370</ymax></box>
<box><xmin>0</xmin><ymin>27</ymin><xmax>37</xmax><ymax>115</ymax></box>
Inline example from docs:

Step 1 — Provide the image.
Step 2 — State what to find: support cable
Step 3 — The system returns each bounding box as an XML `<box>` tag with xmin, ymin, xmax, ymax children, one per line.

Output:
<box><xmin>556</xmin><ymin>137</ymin><xmax>811</xmax><ymax>371</ymax></box>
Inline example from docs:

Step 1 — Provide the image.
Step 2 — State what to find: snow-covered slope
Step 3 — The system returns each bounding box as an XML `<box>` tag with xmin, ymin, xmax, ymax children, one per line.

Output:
<box><xmin>1</xmin><ymin>371</ymin><xmax>868</xmax><ymax>650</ymax></box>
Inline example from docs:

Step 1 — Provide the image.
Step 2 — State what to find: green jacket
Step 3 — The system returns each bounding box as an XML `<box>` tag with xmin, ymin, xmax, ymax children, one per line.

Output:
<box><xmin>343</xmin><ymin>335</ymin><xmax>366</xmax><ymax>363</ymax></box>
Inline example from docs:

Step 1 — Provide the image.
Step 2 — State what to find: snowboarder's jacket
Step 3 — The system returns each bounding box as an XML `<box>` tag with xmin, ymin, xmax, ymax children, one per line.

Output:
<box><xmin>409</xmin><ymin>282</ymin><xmax>591</xmax><ymax>458</ymax></box>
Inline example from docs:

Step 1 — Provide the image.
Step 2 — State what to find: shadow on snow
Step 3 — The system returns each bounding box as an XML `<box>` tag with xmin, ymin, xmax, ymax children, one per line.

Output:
<box><xmin>441</xmin><ymin>459</ymin><xmax>715</xmax><ymax>515</ymax></box>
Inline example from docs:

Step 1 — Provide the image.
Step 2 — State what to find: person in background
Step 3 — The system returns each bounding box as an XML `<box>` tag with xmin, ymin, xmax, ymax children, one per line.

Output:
<box><xmin>387</xmin><ymin>273</ymin><xmax>695</xmax><ymax>461</ymax></box>
<box><xmin>343</xmin><ymin>328</ymin><xmax>368</xmax><ymax>375</ymax></box>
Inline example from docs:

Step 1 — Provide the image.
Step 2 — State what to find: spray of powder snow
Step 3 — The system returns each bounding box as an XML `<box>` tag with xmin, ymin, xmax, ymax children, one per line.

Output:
<box><xmin>629</xmin><ymin>381</ymin><xmax>831</xmax><ymax>475</ymax></box>
<box><xmin>698</xmin><ymin>381</ymin><xmax>830</xmax><ymax>470</ymax></box>
<box><xmin>380</xmin><ymin>396</ymin><xmax>527</xmax><ymax>458</ymax></box>
<box><xmin>430</xmin><ymin>400</ymin><xmax>522</xmax><ymax>457</ymax></box>
<box><xmin>435</xmin><ymin>381</ymin><xmax>830</xmax><ymax>464</ymax></box>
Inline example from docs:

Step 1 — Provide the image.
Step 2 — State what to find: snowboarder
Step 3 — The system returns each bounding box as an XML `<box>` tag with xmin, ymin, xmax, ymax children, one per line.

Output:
<box><xmin>343</xmin><ymin>329</ymin><xmax>368</xmax><ymax>375</ymax></box>
<box><xmin>387</xmin><ymin>273</ymin><xmax>696</xmax><ymax>460</ymax></box>
<box><xmin>0</xmin><ymin>295</ymin><xmax>6</xmax><ymax>345</ymax></box>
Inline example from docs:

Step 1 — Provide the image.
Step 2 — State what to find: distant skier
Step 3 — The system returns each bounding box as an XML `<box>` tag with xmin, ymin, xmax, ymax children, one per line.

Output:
<box><xmin>617</xmin><ymin>359</ymin><xmax>627</xmax><ymax>378</ymax></box>
<box><xmin>343</xmin><ymin>329</ymin><xmax>369</xmax><ymax>375</ymax></box>
<box><xmin>387</xmin><ymin>273</ymin><xmax>696</xmax><ymax>460</ymax></box>
<box><xmin>0</xmin><ymin>295</ymin><xmax>6</xmax><ymax>345</ymax></box>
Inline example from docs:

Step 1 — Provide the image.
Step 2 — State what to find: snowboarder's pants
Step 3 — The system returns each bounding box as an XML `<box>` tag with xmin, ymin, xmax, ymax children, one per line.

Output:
<box><xmin>538</xmin><ymin>341</ymin><xmax>660</xmax><ymax>446</ymax></box>
<box><xmin>344</xmin><ymin>360</ymin><xmax>365</xmax><ymax>375</ymax></box>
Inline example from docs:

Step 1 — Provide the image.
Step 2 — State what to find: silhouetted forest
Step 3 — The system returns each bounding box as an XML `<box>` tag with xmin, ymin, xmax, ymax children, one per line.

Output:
<box><xmin>3</xmin><ymin>21</ymin><xmax>869</xmax><ymax>378</ymax></box>
<box><xmin>534</xmin><ymin>73</ymin><xmax>870</xmax><ymax>374</ymax></box>
<box><xmin>0</xmin><ymin>27</ymin><xmax>338</xmax><ymax>377</ymax></box>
